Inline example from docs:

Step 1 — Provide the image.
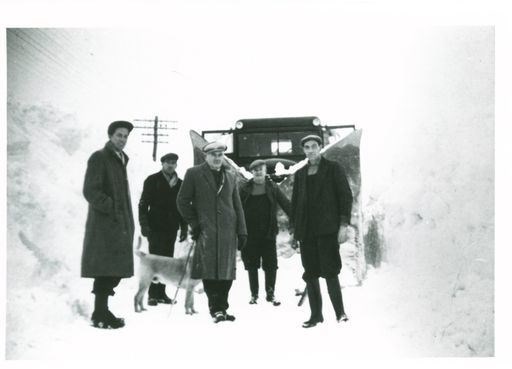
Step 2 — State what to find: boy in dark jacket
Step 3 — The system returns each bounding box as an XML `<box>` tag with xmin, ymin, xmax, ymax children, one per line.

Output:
<box><xmin>239</xmin><ymin>160</ymin><xmax>291</xmax><ymax>306</ymax></box>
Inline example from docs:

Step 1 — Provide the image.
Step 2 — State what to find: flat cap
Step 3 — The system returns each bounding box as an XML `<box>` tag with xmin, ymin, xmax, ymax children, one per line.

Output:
<box><xmin>160</xmin><ymin>153</ymin><xmax>179</xmax><ymax>162</ymax></box>
<box><xmin>108</xmin><ymin>120</ymin><xmax>134</xmax><ymax>136</ymax></box>
<box><xmin>249</xmin><ymin>159</ymin><xmax>266</xmax><ymax>171</ymax></box>
<box><xmin>300</xmin><ymin>134</ymin><xmax>322</xmax><ymax>146</ymax></box>
<box><xmin>202</xmin><ymin>141</ymin><xmax>227</xmax><ymax>153</ymax></box>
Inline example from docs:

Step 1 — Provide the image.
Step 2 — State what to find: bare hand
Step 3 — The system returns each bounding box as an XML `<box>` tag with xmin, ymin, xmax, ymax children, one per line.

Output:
<box><xmin>338</xmin><ymin>224</ymin><xmax>349</xmax><ymax>244</ymax></box>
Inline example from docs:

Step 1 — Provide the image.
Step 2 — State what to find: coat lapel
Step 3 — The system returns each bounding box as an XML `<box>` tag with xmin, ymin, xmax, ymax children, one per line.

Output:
<box><xmin>313</xmin><ymin>157</ymin><xmax>328</xmax><ymax>199</ymax></box>
<box><xmin>104</xmin><ymin>141</ymin><xmax>128</xmax><ymax>167</ymax></box>
<box><xmin>200</xmin><ymin>163</ymin><xmax>219</xmax><ymax>194</ymax></box>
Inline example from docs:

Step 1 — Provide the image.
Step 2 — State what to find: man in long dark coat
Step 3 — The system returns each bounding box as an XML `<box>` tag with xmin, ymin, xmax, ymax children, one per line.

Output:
<box><xmin>177</xmin><ymin>142</ymin><xmax>247</xmax><ymax>323</ymax></box>
<box><xmin>138</xmin><ymin>152</ymin><xmax>187</xmax><ymax>305</ymax></box>
<box><xmin>81</xmin><ymin>120</ymin><xmax>135</xmax><ymax>329</ymax></box>
<box><xmin>290</xmin><ymin>134</ymin><xmax>353</xmax><ymax>328</ymax></box>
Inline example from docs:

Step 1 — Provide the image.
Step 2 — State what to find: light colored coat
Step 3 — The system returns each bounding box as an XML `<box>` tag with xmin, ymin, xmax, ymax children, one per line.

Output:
<box><xmin>177</xmin><ymin>163</ymin><xmax>247</xmax><ymax>280</ymax></box>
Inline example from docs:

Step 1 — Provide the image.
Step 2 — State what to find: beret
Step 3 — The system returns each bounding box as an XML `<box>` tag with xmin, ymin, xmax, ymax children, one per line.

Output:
<box><xmin>300</xmin><ymin>134</ymin><xmax>322</xmax><ymax>146</ymax></box>
<box><xmin>202</xmin><ymin>141</ymin><xmax>227</xmax><ymax>153</ymax></box>
<box><xmin>160</xmin><ymin>153</ymin><xmax>179</xmax><ymax>162</ymax></box>
<box><xmin>249</xmin><ymin>159</ymin><xmax>266</xmax><ymax>171</ymax></box>
<box><xmin>108</xmin><ymin>120</ymin><xmax>134</xmax><ymax>136</ymax></box>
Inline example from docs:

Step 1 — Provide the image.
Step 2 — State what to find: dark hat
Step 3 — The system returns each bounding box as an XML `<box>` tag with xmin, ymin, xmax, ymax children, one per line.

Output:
<box><xmin>202</xmin><ymin>141</ymin><xmax>227</xmax><ymax>153</ymax></box>
<box><xmin>249</xmin><ymin>159</ymin><xmax>266</xmax><ymax>171</ymax></box>
<box><xmin>160</xmin><ymin>153</ymin><xmax>179</xmax><ymax>162</ymax></box>
<box><xmin>300</xmin><ymin>134</ymin><xmax>322</xmax><ymax>147</ymax></box>
<box><xmin>108</xmin><ymin>120</ymin><xmax>134</xmax><ymax>136</ymax></box>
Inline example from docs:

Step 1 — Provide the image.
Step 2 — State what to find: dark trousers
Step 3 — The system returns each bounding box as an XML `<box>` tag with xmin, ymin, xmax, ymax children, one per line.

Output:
<box><xmin>202</xmin><ymin>279</ymin><xmax>233</xmax><ymax>316</ymax></box>
<box><xmin>92</xmin><ymin>277</ymin><xmax>121</xmax><ymax>296</ymax></box>
<box><xmin>91</xmin><ymin>277</ymin><xmax>121</xmax><ymax>313</ymax></box>
<box><xmin>148</xmin><ymin>229</ymin><xmax>178</xmax><ymax>298</ymax></box>
<box><xmin>241</xmin><ymin>237</ymin><xmax>278</xmax><ymax>271</ymax></box>
<box><xmin>248</xmin><ymin>269</ymin><xmax>277</xmax><ymax>298</ymax></box>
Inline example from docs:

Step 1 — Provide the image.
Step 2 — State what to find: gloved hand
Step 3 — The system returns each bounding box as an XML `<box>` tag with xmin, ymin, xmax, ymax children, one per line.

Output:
<box><xmin>237</xmin><ymin>235</ymin><xmax>247</xmax><ymax>251</ymax></box>
<box><xmin>190</xmin><ymin>226</ymin><xmax>201</xmax><ymax>241</ymax></box>
<box><xmin>179</xmin><ymin>230</ymin><xmax>187</xmax><ymax>242</ymax></box>
<box><xmin>291</xmin><ymin>238</ymin><xmax>299</xmax><ymax>250</ymax></box>
<box><xmin>141</xmin><ymin>226</ymin><xmax>151</xmax><ymax>238</ymax></box>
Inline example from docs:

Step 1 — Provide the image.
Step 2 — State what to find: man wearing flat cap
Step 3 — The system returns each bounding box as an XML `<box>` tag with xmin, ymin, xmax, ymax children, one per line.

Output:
<box><xmin>290</xmin><ymin>134</ymin><xmax>353</xmax><ymax>328</ymax></box>
<box><xmin>138</xmin><ymin>152</ymin><xmax>188</xmax><ymax>306</ymax></box>
<box><xmin>239</xmin><ymin>159</ymin><xmax>290</xmax><ymax>306</ymax></box>
<box><xmin>81</xmin><ymin>120</ymin><xmax>135</xmax><ymax>329</ymax></box>
<box><xmin>177</xmin><ymin>141</ymin><xmax>247</xmax><ymax>323</ymax></box>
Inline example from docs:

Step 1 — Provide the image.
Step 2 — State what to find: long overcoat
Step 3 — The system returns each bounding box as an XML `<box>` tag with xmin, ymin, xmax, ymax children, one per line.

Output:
<box><xmin>177</xmin><ymin>162</ymin><xmax>247</xmax><ymax>280</ymax></box>
<box><xmin>81</xmin><ymin>141</ymin><xmax>135</xmax><ymax>278</ymax></box>
<box><xmin>290</xmin><ymin>157</ymin><xmax>353</xmax><ymax>241</ymax></box>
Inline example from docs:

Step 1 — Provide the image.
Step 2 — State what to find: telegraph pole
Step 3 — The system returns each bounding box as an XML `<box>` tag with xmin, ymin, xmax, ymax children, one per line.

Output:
<box><xmin>133</xmin><ymin>116</ymin><xmax>178</xmax><ymax>161</ymax></box>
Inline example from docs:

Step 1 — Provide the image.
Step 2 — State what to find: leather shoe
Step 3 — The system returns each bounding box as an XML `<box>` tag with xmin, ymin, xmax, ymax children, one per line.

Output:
<box><xmin>302</xmin><ymin>317</ymin><xmax>324</xmax><ymax>328</ymax></box>
<box><xmin>337</xmin><ymin>313</ymin><xmax>349</xmax><ymax>323</ymax></box>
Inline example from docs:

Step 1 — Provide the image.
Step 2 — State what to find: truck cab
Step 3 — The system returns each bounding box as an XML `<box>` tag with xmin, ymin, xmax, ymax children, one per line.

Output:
<box><xmin>202</xmin><ymin>116</ymin><xmax>355</xmax><ymax>174</ymax></box>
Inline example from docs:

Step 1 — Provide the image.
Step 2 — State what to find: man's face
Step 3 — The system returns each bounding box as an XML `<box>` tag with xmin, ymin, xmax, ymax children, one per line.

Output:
<box><xmin>109</xmin><ymin>127</ymin><xmax>130</xmax><ymax>151</ymax></box>
<box><xmin>205</xmin><ymin>151</ymin><xmax>224</xmax><ymax>169</ymax></box>
<box><xmin>251</xmin><ymin>165</ymin><xmax>267</xmax><ymax>182</ymax></box>
<box><xmin>162</xmin><ymin>160</ymin><xmax>177</xmax><ymax>175</ymax></box>
<box><xmin>303</xmin><ymin>140</ymin><xmax>321</xmax><ymax>162</ymax></box>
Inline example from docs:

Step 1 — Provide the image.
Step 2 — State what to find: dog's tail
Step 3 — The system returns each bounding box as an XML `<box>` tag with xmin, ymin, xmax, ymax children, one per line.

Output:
<box><xmin>134</xmin><ymin>236</ymin><xmax>146</xmax><ymax>258</ymax></box>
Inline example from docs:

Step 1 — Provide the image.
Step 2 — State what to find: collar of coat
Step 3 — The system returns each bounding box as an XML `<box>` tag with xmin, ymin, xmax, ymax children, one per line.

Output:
<box><xmin>199</xmin><ymin>162</ymin><xmax>228</xmax><ymax>195</ymax></box>
<box><xmin>297</xmin><ymin>156</ymin><xmax>329</xmax><ymax>200</ymax></box>
<box><xmin>104</xmin><ymin>141</ymin><xmax>129</xmax><ymax>165</ymax></box>
<box><xmin>161</xmin><ymin>170</ymin><xmax>179</xmax><ymax>187</ymax></box>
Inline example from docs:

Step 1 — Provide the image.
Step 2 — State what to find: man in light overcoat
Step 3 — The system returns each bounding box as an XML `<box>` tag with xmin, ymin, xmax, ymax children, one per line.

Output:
<box><xmin>177</xmin><ymin>142</ymin><xmax>247</xmax><ymax>323</ymax></box>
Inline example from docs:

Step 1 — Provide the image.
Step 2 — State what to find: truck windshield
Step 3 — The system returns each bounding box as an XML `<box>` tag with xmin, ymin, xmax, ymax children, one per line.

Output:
<box><xmin>237</xmin><ymin>131</ymin><xmax>311</xmax><ymax>157</ymax></box>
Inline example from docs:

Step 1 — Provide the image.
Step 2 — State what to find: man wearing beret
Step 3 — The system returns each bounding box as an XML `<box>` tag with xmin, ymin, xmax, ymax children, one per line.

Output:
<box><xmin>81</xmin><ymin>120</ymin><xmax>135</xmax><ymax>329</ymax></box>
<box><xmin>290</xmin><ymin>134</ymin><xmax>352</xmax><ymax>328</ymax></box>
<box><xmin>177</xmin><ymin>142</ymin><xmax>247</xmax><ymax>323</ymax></box>
<box><xmin>239</xmin><ymin>159</ymin><xmax>290</xmax><ymax>306</ymax></box>
<box><xmin>138</xmin><ymin>153</ymin><xmax>188</xmax><ymax>306</ymax></box>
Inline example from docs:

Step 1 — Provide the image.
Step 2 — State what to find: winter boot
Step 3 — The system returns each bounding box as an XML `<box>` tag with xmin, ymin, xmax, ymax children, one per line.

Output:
<box><xmin>148</xmin><ymin>282</ymin><xmax>160</xmax><ymax>306</ymax></box>
<box><xmin>158</xmin><ymin>285</ymin><xmax>177</xmax><ymax>304</ymax></box>
<box><xmin>326</xmin><ymin>276</ymin><xmax>347</xmax><ymax>322</ymax></box>
<box><xmin>91</xmin><ymin>294</ymin><xmax>125</xmax><ymax>329</ymax></box>
<box><xmin>302</xmin><ymin>279</ymin><xmax>323</xmax><ymax>328</ymax></box>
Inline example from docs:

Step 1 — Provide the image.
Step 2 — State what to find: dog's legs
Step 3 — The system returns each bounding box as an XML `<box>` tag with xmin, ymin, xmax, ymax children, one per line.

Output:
<box><xmin>185</xmin><ymin>287</ymin><xmax>198</xmax><ymax>315</ymax></box>
<box><xmin>134</xmin><ymin>272</ymin><xmax>152</xmax><ymax>313</ymax></box>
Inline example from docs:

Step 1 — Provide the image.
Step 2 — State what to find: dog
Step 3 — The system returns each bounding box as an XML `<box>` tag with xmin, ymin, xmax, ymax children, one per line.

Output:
<box><xmin>134</xmin><ymin>236</ymin><xmax>202</xmax><ymax>314</ymax></box>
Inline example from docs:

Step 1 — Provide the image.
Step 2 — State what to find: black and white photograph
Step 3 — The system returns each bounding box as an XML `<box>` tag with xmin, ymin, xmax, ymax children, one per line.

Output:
<box><xmin>1</xmin><ymin>0</ymin><xmax>509</xmax><ymax>366</ymax></box>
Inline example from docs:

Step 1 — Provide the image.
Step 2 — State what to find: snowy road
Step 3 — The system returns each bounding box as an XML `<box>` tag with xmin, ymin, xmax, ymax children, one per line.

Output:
<box><xmin>17</xmin><ymin>254</ymin><xmax>420</xmax><ymax>360</ymax></box>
